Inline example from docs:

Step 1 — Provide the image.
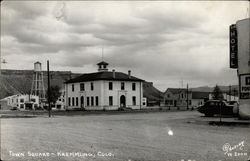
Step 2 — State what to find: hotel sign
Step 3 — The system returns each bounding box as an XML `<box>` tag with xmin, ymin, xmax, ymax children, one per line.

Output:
<box><xmin>239</xmin><ymin>74</ymin><xmax>250</xmax><ymax>99</ymax></box>
<box><xmin>229</xmin><ymin>24</ymin><xmax>238</xmax><ymax>68</ymax></box>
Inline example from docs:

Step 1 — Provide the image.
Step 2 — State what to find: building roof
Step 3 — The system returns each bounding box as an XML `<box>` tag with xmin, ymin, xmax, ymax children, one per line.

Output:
<box><xmin>192</xmin><ymin>91</ymin><xmax>210</xmax><ymax>99</ymax></box>
<box><xmin>97</xmin><ymin>61</ymin><xmax>109</xmax><ymax>65</ymax></box>
<box><xmin>65</xmin><ymin>71</ymin><xmax>144</xmax><ymax>84</ymax></box>
<box><xmin>166</xmin><ymin>88</ymin><xmax>190</xmax><ymax>94</ymax></box>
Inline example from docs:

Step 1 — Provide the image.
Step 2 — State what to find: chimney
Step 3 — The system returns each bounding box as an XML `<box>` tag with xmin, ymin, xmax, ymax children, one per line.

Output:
<box><xmin>112</xmin><ymin>69</ymin><xmax>115</xmax><ymax>78</ymax></box>
<box><xmin>128</xmin><ymin>70</ymin><xmax>131</xmax><ymax>79</ymax></box>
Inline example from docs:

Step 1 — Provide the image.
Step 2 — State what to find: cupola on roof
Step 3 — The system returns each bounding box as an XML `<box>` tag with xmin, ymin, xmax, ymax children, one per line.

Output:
<box><xmin>97</xmin><ymin>61</ymin><xmax>109</xmax><ymax>72</ymax></box>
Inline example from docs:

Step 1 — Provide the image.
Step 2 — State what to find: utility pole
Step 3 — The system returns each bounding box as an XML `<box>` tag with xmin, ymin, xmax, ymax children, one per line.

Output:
<box><xmin>47</xmin><ymin>60</ymin><xmax>51</xmax><ymax>117</ymax></box>
<box><xmin>186</xmin><ymin>83</ymin><xmax>189</xmax><ymax>110</ymax></box>
<box><xmin>233</xmin><ymin>88</ymin><xmax>236</xmax><ymax>100</ymax></box>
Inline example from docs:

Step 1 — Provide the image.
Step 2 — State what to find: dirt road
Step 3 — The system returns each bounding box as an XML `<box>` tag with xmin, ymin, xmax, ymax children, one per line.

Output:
<box><xmin>1</xmin><ymin>111</ymin><xmax>249</xmax><ymax>161</ymax></box>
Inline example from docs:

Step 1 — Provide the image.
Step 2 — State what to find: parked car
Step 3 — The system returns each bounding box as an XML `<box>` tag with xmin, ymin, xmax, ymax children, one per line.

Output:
<box><xmin>197</xmin><ymin>100</ymin><xmax>234</xmax><ymax>117</ymax></box>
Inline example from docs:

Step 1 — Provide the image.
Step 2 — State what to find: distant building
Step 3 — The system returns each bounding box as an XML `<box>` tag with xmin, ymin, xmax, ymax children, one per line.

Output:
<box><xmin>3</xmin><ymin>94</ymin><xmax>39</xmax><ymax>110</ymax></box>
<box><xmin>163</xmin><ymin>88</ymin><xmax>191</xmax><ymax>107</ymax></box>
<box><xmin>52</xmin><ymin>89</ymin><xmax>65</xmax><ymax>110</ymax></box>
<box><xmin>209</xmin><ymin>93</ymin><xmax>238</xmax><ymax>102</ymax></box>
<box><xmin>192</xmin><ymin>91</ymin><xmax>210</xmax><ymax>107</ymax></box>
<box><xmin>64</xmin><ymin>61</ymin><xmax>144</xmax><ymax>110</ymax></box>
<box><xmin>163</xmin><ymin>88</ymin><xmax>209</xmax><ymax>108</ymax></box>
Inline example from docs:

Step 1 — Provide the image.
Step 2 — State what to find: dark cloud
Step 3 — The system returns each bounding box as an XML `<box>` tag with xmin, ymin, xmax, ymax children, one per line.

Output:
<box><xmin>1</xmin><ymin>1</ymin><xmax>247</xmax><ymax>90</ymax></box>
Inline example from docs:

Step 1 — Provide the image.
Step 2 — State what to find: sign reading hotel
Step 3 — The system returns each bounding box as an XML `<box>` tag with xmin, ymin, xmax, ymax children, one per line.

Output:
<box><xmin>240</xmin><ymin>74</ymin><xmax>250</xmax><ymax>99</ymax></box>
<box><xmin>229</xmin><ymin>24</ymin><xmax>238</xmax><ymax>68</ymax></box>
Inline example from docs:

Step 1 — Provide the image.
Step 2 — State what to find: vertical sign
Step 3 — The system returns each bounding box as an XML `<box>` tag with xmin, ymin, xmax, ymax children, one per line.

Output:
<box><xmin>240</xmin><ymin>74</ymin><xmax>250</xmax><ymax>99</ymax></box>
<box><xmin>229</xmin><ymin>24</ymin><xmax>238</xmax><ymax>68</ymax></box>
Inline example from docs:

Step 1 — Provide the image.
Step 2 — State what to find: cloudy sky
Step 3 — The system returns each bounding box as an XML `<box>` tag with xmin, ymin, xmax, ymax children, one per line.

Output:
<box><xmin>1</xmin><ymin>1</ymin><xmax>248</xmax><ymax>91</ymax></box>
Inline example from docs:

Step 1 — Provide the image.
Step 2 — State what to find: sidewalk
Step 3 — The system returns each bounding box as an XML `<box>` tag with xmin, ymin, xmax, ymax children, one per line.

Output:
<box><xmin>194</xmin><ymin>115</ymin><xmax>250</xmax><ymax>127</ymax></box>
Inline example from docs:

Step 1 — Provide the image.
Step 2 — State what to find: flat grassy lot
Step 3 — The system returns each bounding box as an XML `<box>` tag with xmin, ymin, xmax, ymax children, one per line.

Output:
<box><xmin>1</xmin><ymin>111</ymin><xmax>250</xmax><ymax>161</ymax></box>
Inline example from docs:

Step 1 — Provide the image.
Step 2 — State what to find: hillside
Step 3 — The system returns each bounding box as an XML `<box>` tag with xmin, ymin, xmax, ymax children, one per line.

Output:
<box><xmin>0</xmin><ymin>70</ymin><xmax>163</xmax><ymax>102</ymax></box>
<box><xmin>0</xmin><ymin>70</ymin><xmax>81</xmax><ymax>99</ymax></box>
<box><xmin>191</xmin><ymin>85</ymin><xmax>239</xmax><ymax>95</ymax></box>
<box><xmin>143</xmin><ymin>82</ymin><xmax>164</xmax><ymax>102</ymax></box>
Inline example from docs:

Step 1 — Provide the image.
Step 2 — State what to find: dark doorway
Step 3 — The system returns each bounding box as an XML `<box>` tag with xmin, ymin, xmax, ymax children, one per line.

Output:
<box><xmin>120</xmin><ymin>95</ymin><xmax>126</xmax><ymax>108</ymax></box>
<box><xmin>174</xmin><ymin>100</ymin><xmax>177</xmax><ymax>107</ymax></box>
<box><xmin>80</xmin><ymin>96</ymin><xmax>84</xmax><ymax>108</ymax></box>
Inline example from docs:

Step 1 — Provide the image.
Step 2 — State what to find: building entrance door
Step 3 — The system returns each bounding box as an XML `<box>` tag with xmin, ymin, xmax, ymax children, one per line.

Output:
<box><xmin>80</xmin><ymin>96</ymin><xmax>84</xmax><ymax>108</ymax></box>
<box><xmin>120</xmin><ymin>95</ymin><xmax>126</xmax><ymax>108</ymax></box>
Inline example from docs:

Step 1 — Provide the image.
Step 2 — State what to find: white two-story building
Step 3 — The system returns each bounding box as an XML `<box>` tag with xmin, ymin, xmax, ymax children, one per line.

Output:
<box><xmin>4</xmin><ymin>94</ymin><xmax>39</xmax><ymax>110</ymax></box>
<box><xmin>65</xmin><ymin>61</ymin><xmax>144</xmax><ymax>110</ymax></box>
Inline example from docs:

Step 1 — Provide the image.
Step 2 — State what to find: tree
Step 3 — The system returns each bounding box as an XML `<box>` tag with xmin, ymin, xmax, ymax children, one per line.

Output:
<box><xmin>212</xmin><ymin>85</ymin><xmax>224</xmax><ymax>100</ymax></box>
<box><xmin>49</xmin><ymin>85</ymin><xmax>61</xmax><ymax>104</ymax></box>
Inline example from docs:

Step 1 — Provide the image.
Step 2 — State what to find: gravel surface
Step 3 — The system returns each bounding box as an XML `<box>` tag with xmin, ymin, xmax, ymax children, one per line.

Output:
<box><xmin>1</xmin><ymin>111</ymin><xmax>250</xmax><ymax>161</ymax></box>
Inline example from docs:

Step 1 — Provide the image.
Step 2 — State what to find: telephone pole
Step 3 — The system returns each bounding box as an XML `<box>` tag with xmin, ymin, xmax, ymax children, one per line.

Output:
<box><xmin>186</xmin><ymin>83</ymin><xmax>189</xmax><ymax>110</ymax></box>
<box><xmin>47</xmin><ymin>60</ymin><xmax>51</xmax><ymax>117</ymax></box>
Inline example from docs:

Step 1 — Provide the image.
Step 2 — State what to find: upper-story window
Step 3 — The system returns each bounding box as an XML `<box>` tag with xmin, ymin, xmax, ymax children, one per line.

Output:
<box><xmin>20</xmin><ymin>99</ymin><xmax>24</xmax><ymax>103</ymax></box>
<box><xmin>132</xmin><ymin>83</ymin><xmax>136</xmax><ymax>91</ymax></box>
<box><xmin>121</xmin><ymin>82</ymin><xmax>125</xmax><ymax>90</ymax></box>
<box><xmin>72</xmin><ymin>84</ymin><xmax>74</xmax><ymax>92</ymax></box>
<box><xmin>109</xmin><ymin>82</ymin><xmax>113</xmax><ymax>90</ymax></box>
<box><xmin>80</xmin><ymin>83</ymin><xmax>85</xmax><ymax>91</ymax></box>
<box><xmin>91</xmin><ymin>82</ymin><xmax>94</xmax><ymax>91</ymax></box>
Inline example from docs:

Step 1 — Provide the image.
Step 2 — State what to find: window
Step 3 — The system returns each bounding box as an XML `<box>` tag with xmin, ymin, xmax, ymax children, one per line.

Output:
<box><xmin>132</xmin><ymin>96</ymin><xmax>136</xmax><ymax>105</ymax></box>
<box><xmin>76</xmin><ymin>97</ymin><xmax>78</xmax><ymax>106</ymax></box>
<box><xmin>68</xmin><ymin>97</ymin><xmax>71</xmax><ymax>106</ymax></box>
<box><xmin>121</xmin><ymin>82</ymin><xmax>125</xmax><ymax>90</ymax></box>
<box><xmin>189</xmin><ymin>100</ymin><xmax>191</xmax><ymax>105</ymax></box>
<box><xmin>109</xmin><ymin>96</ymin><xmax>113</xmax><ymax>106</ymax></box>
<box><xmin>31</xmin><ymin>98</ymin><xmax>36</xmax><ymax>102</ymax></box>
<box><xmin>91</xmin><ymin>82</ymin><xmax>94</xmax><ymax>91</ymax></box>
<box><xmin>87</xmin><ymin>97</ymin><xmax>90</xmax><ymax>106</ymax></box>
<box><xmin>72</xmin><ymin>84</ymin><xmax>74</xmax><ymax>92</ymax></box>
<box><xmin>20</xmin><ymin>104</ymin><xmax>24</xmax><ymax>109</ymax></box>
<box><xmin>91</xmin><ymin>96</ymin><xmax>94</xmax><ymax>106</ymax></box>
<box><xmin>95</xmin><ymin>96</ymin><xmax>99</xmax><ymax>106</ymax></box>
<box><xmin>109</xmin><ymin>82</ymin><xmax>113</xmax><ymax>90</ymax></box>
<box><xmin>80</xmin><ymin>83</ymin><xmax>85</xmax><ymax>91</ymax></box>
<box><xmin>132</xmin><ymin>83</ymin><xmax>136</xmax><ymax>91</ymax></box>
<box><xmin>20</xmin><ymin>99</ymin><xmax>24</xmax><ymax>103</ymax></box>
<box><xmin>72</xmin><ymin>97</ymin><xmax>75</xmax><ymax>106</ymax></box>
